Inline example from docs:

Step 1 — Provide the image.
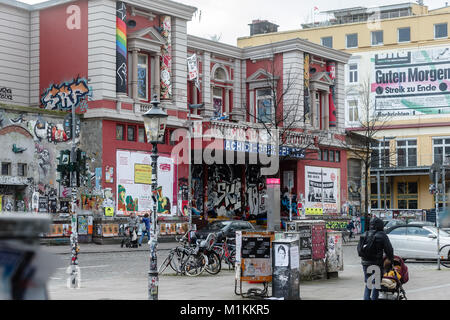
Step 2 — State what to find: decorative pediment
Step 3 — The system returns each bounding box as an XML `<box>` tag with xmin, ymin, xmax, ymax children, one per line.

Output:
<box><xmin>128</xmin><ymin>26</ymin><xmax>165</xmax><ymax>44</ymax></box>
<box><xmin>311</xmin><ymin>72</ymin><xmax>334</xmax><ymax>86</ymax></box>
<box><xmin>127</xmin><ymin>27</ymin><xmax>165</xmax><ymax>52</ymax></box>
<box><xmin>246</xmin><ymin>68</ymin><xmax>279</xmax><ymax>83</ymax></box>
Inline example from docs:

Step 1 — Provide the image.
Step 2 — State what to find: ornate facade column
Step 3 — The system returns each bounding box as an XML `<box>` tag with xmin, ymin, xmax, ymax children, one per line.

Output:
<box><xmin>131</xmin><ymin>49</ymin><xmax>139</xmax><ymax>100</ymax></box>
<box><xmin>152</xmin><ymin>53</ymin><xmax>161</xmax><ymax>99</ymax></box>
<box><xmin>225</xmin><ymin>88</ymin><xmax>230</xmax><ymax>115</ymax></box>
<box><xmin>201</xmin><ymin>52</ymin><xmax>214</xmax><ymax>118</ymax></box>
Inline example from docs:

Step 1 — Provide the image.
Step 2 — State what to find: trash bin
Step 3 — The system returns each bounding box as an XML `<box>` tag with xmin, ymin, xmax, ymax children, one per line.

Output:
<box><xmin>0</xmin><ymin>213</ymin><xmax>57</xmax><ymax>299</ymax></box>
<box><xmin>272</xmin><ymin>237</ymin><xmax>300</xmax><ymax>300</ymax></box>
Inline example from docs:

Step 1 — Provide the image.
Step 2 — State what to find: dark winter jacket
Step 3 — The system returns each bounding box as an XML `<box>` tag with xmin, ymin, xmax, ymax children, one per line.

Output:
<box><xmin>358</xmin><ymin>217</ymin><xmax>394</xmax><ymax>267</ymax></box>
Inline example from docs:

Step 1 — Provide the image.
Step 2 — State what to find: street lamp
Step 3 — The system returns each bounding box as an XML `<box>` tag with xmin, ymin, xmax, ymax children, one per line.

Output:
<box><xmin>142</xmin><ymin>94</ymin><xmax>168</xmax><ymax>300</ymax></box>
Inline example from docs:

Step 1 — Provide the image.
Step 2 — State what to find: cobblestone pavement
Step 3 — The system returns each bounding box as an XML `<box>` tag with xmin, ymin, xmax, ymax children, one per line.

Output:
<box><xmin>45</xmin><ymin>242</ymin><xmax>450</xmax><ymax>300</ymax></box>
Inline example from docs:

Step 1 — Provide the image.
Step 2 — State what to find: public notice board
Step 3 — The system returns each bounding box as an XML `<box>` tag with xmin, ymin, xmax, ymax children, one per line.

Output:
<box><xmin>239</xmin><ymin>232</ymin><xmax>275</xmax><ymax>283</ymax></box>
<box><xmin>298</xmin><ymin>225</ymin><xmax>312</xmax><ymax>260</ymax></box>
<box><xmin>241</xmin><ymin>237</ymin><xmax>271</xmax><ymax>259</ymax></box>
<box><xmin>311</xmin><ymin>224</ymin><xmax>326</xmax><ymax>260</ymax></box>
<box><xmin>38</xmin><ymin>196</ymin><xmax>48</xmax><ymax>213</ymax></box>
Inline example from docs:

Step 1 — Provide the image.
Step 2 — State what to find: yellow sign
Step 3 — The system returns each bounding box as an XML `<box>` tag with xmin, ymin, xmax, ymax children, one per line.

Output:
<box><xmin>0</xmin><ymin>195</ymin><xmax>2</xmax><ymax>212</ymax></box>
<box><xmin>104</xmin><ymin>207</ymin><xmax>114</xmax><ymax>217</ymax></box>
<box><xmin>305</xmin><ymin>207</ymin><xmax>323</xmax><ymax>215</ymax></box>
<box><xmin>134</xmin><ymin>164</ymin><xmax>152</xmax><ymax>184</ymax></box>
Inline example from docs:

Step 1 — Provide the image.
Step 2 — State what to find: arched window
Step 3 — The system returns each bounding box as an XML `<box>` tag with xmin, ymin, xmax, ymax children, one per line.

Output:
<box><xmin>214</xmin><ymin>67</ymin><xmax>227</xmax><ymax>81</ymax></box>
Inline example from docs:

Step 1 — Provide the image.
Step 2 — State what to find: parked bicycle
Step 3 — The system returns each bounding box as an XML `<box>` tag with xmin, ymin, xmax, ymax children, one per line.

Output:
<box><xmin>200</xmin><ymin>233</ymin><xmax>222</xmax><ymax>275</ymax></box>
<box><xmin>213</xmin><ymin>232</ymin><xmax>236</xmax><ymax>270</ymax></box>
<box><xmin>158</xmin><ymin>229</ymin><xmax>210</xmax><ymax>277</ymax></box>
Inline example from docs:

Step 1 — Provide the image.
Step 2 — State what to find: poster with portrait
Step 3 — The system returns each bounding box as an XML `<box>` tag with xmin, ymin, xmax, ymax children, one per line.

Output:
<box><xmin>116</xmin><ymin>150</ymin><xmax>176</xmax><ymax>216</ymax></box>
<box><xmin>274</xmin><ymin>244</ymin><xmax>289</xmax><ymax>267</ymax></box>
<box><xmin>305</xmin><ymin>166</ymin><xmax>340</xmax><ymax>214</ymax></box>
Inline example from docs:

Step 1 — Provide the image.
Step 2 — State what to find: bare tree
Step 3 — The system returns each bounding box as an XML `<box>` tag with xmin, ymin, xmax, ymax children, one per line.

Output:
<box><xmin>343</xmin><ymin>75</ymin><xmax>394</xmax><ymax>230</ymax></box>
<box><xmin>245</xmin><ymin>51</ymin><xmax>321</xmax><ymax>176</ymax></box>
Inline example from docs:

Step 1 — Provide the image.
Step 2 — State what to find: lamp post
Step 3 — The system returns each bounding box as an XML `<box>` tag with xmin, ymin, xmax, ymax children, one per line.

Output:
<box><xmin>69</xmin><ymin>103</ymin><xmax>79</xmax><ymax>289</ymax></box>
<box><xmin>142</xmin><ymin>94</ymin><xmax>168</xmax><ymax>300</ymax></box>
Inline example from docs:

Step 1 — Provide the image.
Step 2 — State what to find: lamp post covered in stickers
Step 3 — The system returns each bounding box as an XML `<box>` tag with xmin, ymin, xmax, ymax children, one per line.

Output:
<box><xmin>142</xmin><ymin>94</ymin><xmax>168</xmax><ymax>300</ymax></box>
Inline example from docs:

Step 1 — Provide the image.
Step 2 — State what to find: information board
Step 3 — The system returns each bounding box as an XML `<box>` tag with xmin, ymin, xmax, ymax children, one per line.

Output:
<box><xmin>239</xmin><ymin>231</ymin><xmax>275</xmax><ymax>283</ymax></box>
<box><xmin>298</xmin><ymin>225</ymin><xmax>312</xmax><ymax>260</ymax></box>
<box><xmin>312</xmin><ymin>224</ymin><xmax>326</xmax><ymax>260</ymax></box>
<box><xmin>241</xmin><ymin>237</ymin><xmax>271</xmax><ymax>259</ymax></box>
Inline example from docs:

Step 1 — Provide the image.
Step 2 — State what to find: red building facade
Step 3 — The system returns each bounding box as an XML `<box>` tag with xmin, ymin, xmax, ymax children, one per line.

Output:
<box><xmin>0</xmin><ymin>0</ymin><xmax>350</xmax><ymax>231</ymax></box>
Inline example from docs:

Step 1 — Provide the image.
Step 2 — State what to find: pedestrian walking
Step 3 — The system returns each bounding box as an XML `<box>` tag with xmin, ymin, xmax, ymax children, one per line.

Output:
<box><xmin>357</xmin><ymin>216</ymin><xmax>394</xmax><ymax>300</ymax></box>
<box><xmin>139</xmin><ymin>213</ymin><xmax>151</xmax><ymax>246</ymax></box>
<box><xmin>347</xmin><ymin>220</ymin><xmax>355</xmax><ymax>238</ymax></box>
<box><xmin>126</xmin><ymin>212</ymin><xmax>140</xmax><ymax>248</ymax></box>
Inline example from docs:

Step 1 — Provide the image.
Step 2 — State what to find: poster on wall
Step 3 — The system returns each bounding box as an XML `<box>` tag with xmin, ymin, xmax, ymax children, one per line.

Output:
<box><xmin>305</xmin><ymin>166</ymin><xmax>340</xmax><ymax>214</ymax></box>
<box><xmin>372</xmin><ymin>46</ymin><xmax>450</xmax><ymax>116</ymax></box>
<box><xmin>116</xmin><ymin>150</ymin><xmax>176</xmax><ymax>216</ymax></box>
<box><xmin>38</xmin><ymin>196</ymin><xmax>48</xmax><ymax>213</ymax></box>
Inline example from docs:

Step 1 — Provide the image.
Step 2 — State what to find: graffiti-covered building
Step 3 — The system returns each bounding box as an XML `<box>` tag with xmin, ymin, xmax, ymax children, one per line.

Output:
<box><xmin>0</xmin><ymin>0</ymin><xmax>350</xmax><ymax>237</ymax></box>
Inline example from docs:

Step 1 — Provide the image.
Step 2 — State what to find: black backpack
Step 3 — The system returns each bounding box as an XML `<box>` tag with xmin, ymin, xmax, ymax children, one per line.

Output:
<box><xmin>358</xmin><ymin>230</ymin><xmax>378</xmax><ymax>258</ymax></box>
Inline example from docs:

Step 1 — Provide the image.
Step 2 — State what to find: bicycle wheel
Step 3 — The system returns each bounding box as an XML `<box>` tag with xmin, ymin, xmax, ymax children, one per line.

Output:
<box><xmin>184</xmin><ymin>252</ymin><xmax>208</xmax><ymax>277</ymax></box>
<box><xmin>439</xmin><ymin>244</ymin><xmax>450</xmax><ymax>268</ymax></box>
<box><xmin>205</xmin><ymin>251</ymin><xmax>221</xmax><ymax>275</ymax></box>
<box><xmin>158</xmin><ymin>250</ymin><xmax>173</xmax><ymax>274</ymax></box>
<box><xmin>170</xmin><ymin>247</ymin><xmax>186</xmax><ymax>274</ymax></box>
<box><xmin>213</xmin><ymin>245</ymin><xmax>225</xmax><ymax>260</ymax></box>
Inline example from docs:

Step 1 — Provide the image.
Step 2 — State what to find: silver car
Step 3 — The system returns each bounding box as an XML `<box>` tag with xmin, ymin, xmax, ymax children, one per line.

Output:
<box><xmin>386</xmin><ymin>224</ymin><xmax>450</xmax><ymax>260</ymax></box>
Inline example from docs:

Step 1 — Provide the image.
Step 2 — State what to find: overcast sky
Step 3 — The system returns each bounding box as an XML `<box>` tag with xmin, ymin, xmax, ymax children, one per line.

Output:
<box><xmin>20</xmin><ymin>0</ymin><xmax>449</xmax><ymax>45</ymax></box>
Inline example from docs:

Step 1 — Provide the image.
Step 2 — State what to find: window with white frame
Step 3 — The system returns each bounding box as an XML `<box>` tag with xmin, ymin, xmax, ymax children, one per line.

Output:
<box><xmin>346</xmin><ymin>33</ymin><xmax>358</xmax><ymax>48</ymax></box>
<box><xmin>397</xmin><ymin>139</ymin><xmax>417</xmax><ymax>167</ymax></box>
<box><xmin>321</xmin><ymin>36</ymin><xmax>333</xmax><ymax>48</ymax></box>
<box><xmin>348</xmin><ymin>100</ymin><xmax>358</xmax><ymax>122</ymax></box>
<box><xmin>434</xmin><ymin>23</ymin><xmax>448</xmax><ymax>39</ymax></box>
<box><xmin>371</xmin><ymin>140</ymin><xmax>390</xmax><ymax>168</ymax></box>
<box><xmin>433</xmin><ymin>138</ymin><xmax>450</xmax><ymax>165</ymax></box>
<box><xmin>348</xmin><ymin>64</ymin><xmax>358</xmax><ymax>83</ymax></box>
<box><xmin>137</xmin><ymin>54</ymin><xmax>149</xmax><ymax>100</ymax></box>
<box><xmin>371</xmin><ymin>30</ymin><xmax>383</xmax><ymax>46</ymax></box>
<box><xmin>256</xmin><ymin>88</ymin><xmax>273</xmax><ymax>123</ymax></box>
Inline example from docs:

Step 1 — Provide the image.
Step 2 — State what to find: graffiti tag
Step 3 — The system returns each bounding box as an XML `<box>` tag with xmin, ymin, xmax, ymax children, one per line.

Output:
<box><xmin>41</xmin><ymin>78</ymin><xmax>91</xmax><ymax>111</ymax></box>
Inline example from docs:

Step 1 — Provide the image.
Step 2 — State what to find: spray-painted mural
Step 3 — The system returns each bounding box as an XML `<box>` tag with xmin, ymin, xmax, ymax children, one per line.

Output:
<box><xmin>245</xmin><ymin>165</ymin><xmax>267</xmax><ymax>218</ymax></box>
<box><xmin>190</xmin><ymin>164</ymin><xmax>267</xmax><ymax>219</ymax></box>
<box><xmin>0</xmin><ymin>106</ymin><xmax>90</xmax><ymax>213</ymax></box>
<box><xmin>40</xmin><ymin>77</ymin><xmax>92</xmax><ymax>111</ymax></box>
<box><xmin>206</xmin><ymin>164</ymin><xmax>242</xmax><ymax>218</ymax></box>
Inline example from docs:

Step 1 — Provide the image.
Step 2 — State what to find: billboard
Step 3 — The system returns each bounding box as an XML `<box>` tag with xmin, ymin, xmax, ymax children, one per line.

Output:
<box><xmin>372</xmin><ymin>46</ymin><xmax>450</xmax><ymax>116</ymax></box>
<box><xmin>116</xmin><ymin>150</ymin><xmax>176</xmax><ymax>216</ymax></box>
<box><xmin>304</xmin><ymin>166</ymin><xmax>340</xmax><ymax>214</ymax></box>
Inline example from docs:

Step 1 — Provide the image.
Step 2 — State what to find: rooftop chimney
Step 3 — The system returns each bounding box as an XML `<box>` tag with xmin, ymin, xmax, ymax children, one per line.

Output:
<box><xmin>249</xmin><ymin>20</ymin><xmax>279</xmax><ymax>36</ymax></box>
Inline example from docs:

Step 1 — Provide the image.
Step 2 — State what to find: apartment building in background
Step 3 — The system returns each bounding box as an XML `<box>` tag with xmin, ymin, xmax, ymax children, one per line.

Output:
<box><xmin>238</xmin><ymin>2</ymin><xmax>450</xmax><ymax>219</ymax></box>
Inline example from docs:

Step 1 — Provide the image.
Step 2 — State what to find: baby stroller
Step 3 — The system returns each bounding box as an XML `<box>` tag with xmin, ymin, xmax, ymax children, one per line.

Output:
<box><xmin>120</xmin><ymin>225</ymin><xmax>138</xmax><ymax>248</ymax></box>
<box><xmin>379</xmin><ymin>255</ymin><xmax>409</xmax><ymax>300</ymax></box>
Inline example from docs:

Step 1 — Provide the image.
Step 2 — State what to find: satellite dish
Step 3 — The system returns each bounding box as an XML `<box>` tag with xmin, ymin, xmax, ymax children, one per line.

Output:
<box><xmin>126</xmin><ymin>20</ymin><xmax>136</xmax><ymax>28</ymax></box>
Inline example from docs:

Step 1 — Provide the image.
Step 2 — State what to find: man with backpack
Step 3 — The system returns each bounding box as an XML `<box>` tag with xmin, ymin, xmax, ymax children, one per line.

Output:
<box><xmin>357</xmin><ymin>216</ymin><xmax>394</xmax><ymax>300</ymax></box>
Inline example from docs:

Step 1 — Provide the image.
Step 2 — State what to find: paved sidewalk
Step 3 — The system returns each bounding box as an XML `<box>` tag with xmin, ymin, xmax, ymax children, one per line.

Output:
<box><xmin>41</xmin><ymin>242</ymin><xmax>175</xmax><ymax>255</ymax></box>
<box><xmin>42</xmin><ymin>234</ymin><xmax>360</xmax><ymax>255</ymax></box>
